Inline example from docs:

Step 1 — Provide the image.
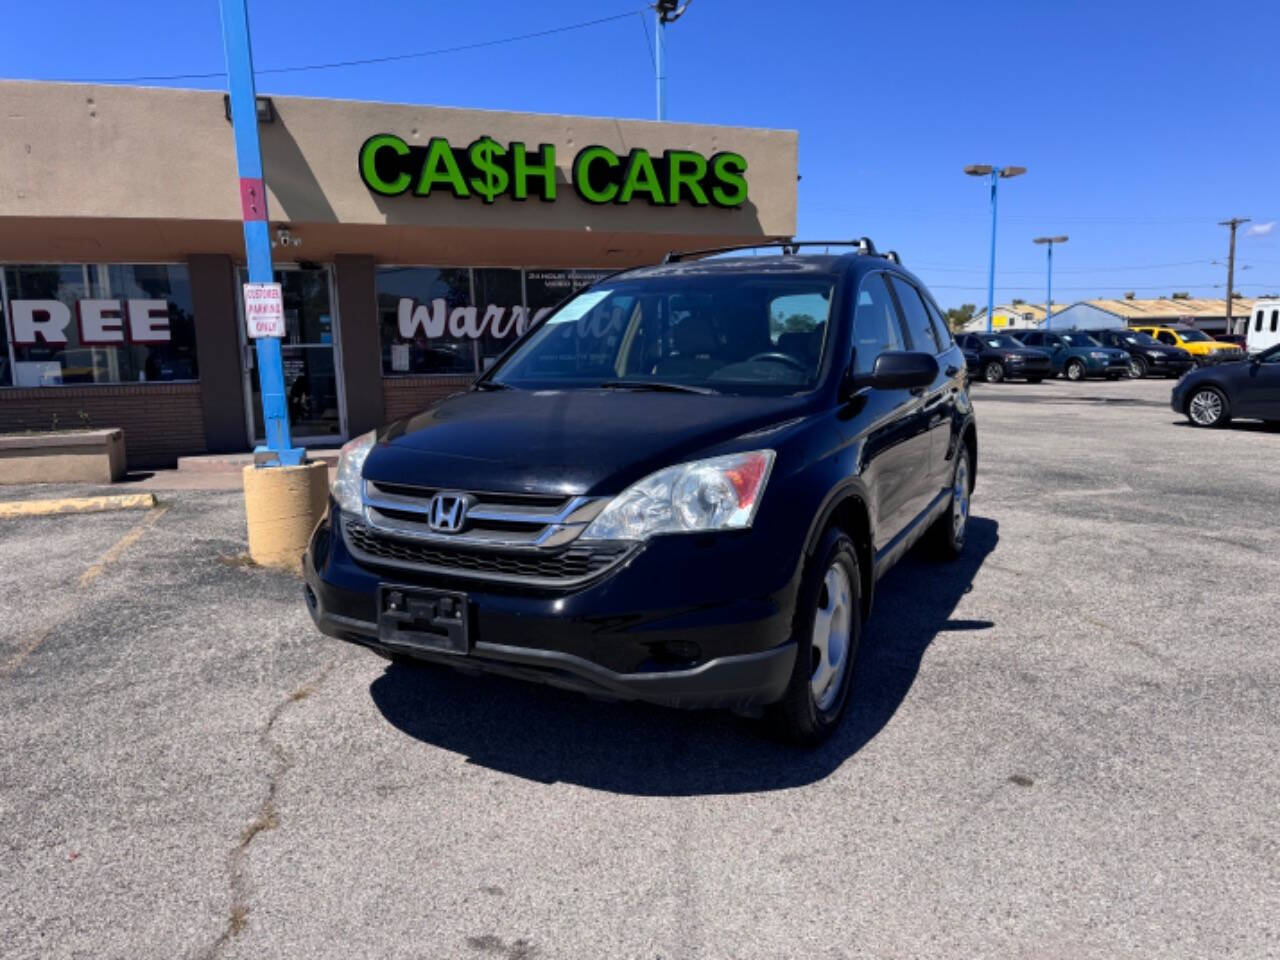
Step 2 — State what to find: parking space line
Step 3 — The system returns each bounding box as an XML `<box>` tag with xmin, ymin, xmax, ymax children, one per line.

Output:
<box><xmin>0</xmin><ymin>507</ymin><xmax>169</xmax><ymax>678</ymax></box>
<box><xmin>78</xmin><ymin>506</ymin><xmax>168</xmax><ymax>588</ymax></box>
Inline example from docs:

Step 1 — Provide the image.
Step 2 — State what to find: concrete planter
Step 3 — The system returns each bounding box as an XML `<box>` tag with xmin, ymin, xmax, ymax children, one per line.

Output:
<box><xmin>0</xmin><ymin>429</ymin><xmax>127</xmax><ymax>483</ymax></box>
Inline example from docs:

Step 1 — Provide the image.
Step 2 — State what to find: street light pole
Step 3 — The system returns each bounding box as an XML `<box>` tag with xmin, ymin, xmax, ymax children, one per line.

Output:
<box><xmin>965</xmin><ymin>164</ymin><xmax>1026</xmax><ymax>332</ymax></box>
<box><xmin>1033</xmin><ymin>236</ymin><xmax>1069</xmax><ymax>327</ymax></box>
<box><xmin>220</xmin><ymin>0</ymin><xmax>301</xmax><ymax>466</ymax></box>
<box><xmin>653</xmin><ymin>1</ymin><xmax>691</xmax><ymax>121</ymax></box>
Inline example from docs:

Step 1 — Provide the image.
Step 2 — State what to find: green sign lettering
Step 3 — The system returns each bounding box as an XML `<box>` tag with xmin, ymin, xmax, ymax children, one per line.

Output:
<box><xmin>358</xmin><ymin>134</ymin><xmax>412</xmax><ymax>195</ymax></box>
<box><xmin>358</xmin><ymin>135</ymin><xmax>748</xmax><ymax>209</ymax></box>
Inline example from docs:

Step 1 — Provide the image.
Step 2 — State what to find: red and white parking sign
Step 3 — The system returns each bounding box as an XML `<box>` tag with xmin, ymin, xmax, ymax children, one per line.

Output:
<box><xmin>243</xmin><ymin>282</ymin><xmax>285</xmax><ymax>338</ymax></box>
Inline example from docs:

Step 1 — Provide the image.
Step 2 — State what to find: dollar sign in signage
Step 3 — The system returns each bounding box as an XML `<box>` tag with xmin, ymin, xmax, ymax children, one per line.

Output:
<box><xmin>468</xmin><ymin>138</ymin><xmax>510</xmax><ymax>204</ymax></box>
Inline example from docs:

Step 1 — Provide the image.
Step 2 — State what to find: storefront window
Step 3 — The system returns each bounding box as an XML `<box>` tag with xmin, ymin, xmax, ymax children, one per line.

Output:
<box><xmin>1</xmin><ymin>263</ymin><xmax>198</xmax><ymax>387</ymax></box>
<box><xmin>376</xmin><ymin>267</ymin><xmax>474</xmax><ymax>375</ymax></box>
<box><xmin>472</xmin><ymin>268</ymin><xmax>525</xmax><ymax>370</ymax></box>
<box><xmin>375</xmin><ymin>266</ymin><xmax>616</xmax><ymax>377</ymax></box>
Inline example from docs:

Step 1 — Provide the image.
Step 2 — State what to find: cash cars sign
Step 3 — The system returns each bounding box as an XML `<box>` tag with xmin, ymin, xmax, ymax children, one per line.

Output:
<box><xmin>358</xmin><ymin>134</ymin><xmax>748</xmax><ymax>208</ymax></box>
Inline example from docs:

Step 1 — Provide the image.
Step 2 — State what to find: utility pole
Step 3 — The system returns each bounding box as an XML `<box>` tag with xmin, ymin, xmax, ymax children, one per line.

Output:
<box><xmin>1219</xmin><ymin>217</ymin><xmax>1250</xmax><ymax>336</ymax></box>
<box><xmin>221</xmin><ymin>0</ymin><xmax>301</xmax><ymax>466</ymax></box>
<box><xmin>653</xmin><ymin>1</ymin><xmax>692</xmax><ymax>121</ymax></box>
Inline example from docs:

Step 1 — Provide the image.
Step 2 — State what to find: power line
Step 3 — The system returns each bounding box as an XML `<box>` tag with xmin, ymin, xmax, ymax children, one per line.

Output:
<box><xmin>35</xmin><ymin>9</ymin><xmax>647</xmax><ymax>84</ymax></box>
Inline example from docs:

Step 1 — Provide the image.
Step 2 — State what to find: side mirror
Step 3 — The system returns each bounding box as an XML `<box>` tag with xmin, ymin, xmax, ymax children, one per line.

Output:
<box><xmin>864</xmin><ymin>351</ymin><xmax>939</xmax><ymax>391</ymax></box>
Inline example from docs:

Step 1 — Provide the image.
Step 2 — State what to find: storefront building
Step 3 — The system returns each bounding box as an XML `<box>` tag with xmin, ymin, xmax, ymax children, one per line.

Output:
<box><xmin>0</xmin><ymin>81</ymin><xmax>797</xmax><ymax>466</ymax></box>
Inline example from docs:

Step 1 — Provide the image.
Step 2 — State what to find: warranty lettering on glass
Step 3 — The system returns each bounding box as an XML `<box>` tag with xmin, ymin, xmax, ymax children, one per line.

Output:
<box><xmin>359</xmin><ymin>135</ymin><xmax>748</xmax><ymax>208</ymax></box>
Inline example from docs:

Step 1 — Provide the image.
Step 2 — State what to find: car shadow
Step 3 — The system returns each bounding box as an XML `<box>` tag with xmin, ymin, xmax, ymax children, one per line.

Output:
<box><xmin>1170</xmin><ymin>419</ymin><xmax>1280</xmax><ymax>433</ymax></box>
<box><xmin>369</xmin><ymin>517</ymin><xmax>999</xmax><ymax>796</ymax></box>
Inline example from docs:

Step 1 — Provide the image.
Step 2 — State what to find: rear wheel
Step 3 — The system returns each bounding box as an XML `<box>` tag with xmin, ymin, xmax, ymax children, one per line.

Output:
<box><xmin>983</xmin><ymin>361</ymin><xmax>1005</xmax><ymax>383</ymax></box>
<box><xmin>927</xmin><ymin>445</ymin><xmax>971</xmax><ymax>559</ymax></box>
<box><xmin>767</xmin><ymin>528</ymin><xmax>861</xmax><ymax>745</ymax></box>
<box><xmin>1065</xmin><ymin>359</ymin><xmax>1087</xmax><ymax>381</ymax></box>
<box><xmin>1128</xmin><ymin>356</ymin><xmax>1148</xmax><ymax>378</ymax></box>
<box><xmin>1186</xmin><ymin>387</ymin><xmax>1230</xmax><ymax>428</ymax></box>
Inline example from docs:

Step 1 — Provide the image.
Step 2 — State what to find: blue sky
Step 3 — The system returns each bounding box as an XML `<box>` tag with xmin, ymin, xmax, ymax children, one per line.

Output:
<box><xmin>3</xmin><ymin>0</ymin><xmax>1277</xmax><ymax>308</ymax></box>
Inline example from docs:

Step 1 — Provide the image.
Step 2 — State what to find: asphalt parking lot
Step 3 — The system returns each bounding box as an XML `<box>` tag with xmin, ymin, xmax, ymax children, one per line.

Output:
<box><xmin>2</xmin><ymin>377</ymin><xmax>1277</xmax><ymax>960</ymax></box>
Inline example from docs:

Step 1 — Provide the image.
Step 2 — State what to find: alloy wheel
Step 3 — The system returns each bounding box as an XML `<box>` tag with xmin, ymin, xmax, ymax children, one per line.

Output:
<box><xmin>984</xmin><ymin>361</ymin><xmax>1004</xmax><ymax>383</ymax></box>
<box><xmin>1188</xmin><ymin>389</ymin><xmax>1224</xmax><ymax>426</ymax></box>
<box><xmin>1128</xmin><ymin>357</ymin><xmax>1146</xmax><ymax>378</ymax></box>
<box><xmin>1066</xmin><ymin>360</ymin><xmax>1085</xmax><ymax>381</ymax></box>
<box><xmin>810</xmin><ymin>564</ymin><xmax>852</xmax><ymax>711</ymax></box>
<box><xmin>952</xmin><ymin>451</ymin><xmax>970</xmax><ymax>543</ymax></box>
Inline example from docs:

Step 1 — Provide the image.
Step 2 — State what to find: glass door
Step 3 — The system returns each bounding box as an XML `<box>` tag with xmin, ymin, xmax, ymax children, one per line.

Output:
<box><xmin>238</xmin><ymin>266</ymin><xmax>346</xmax><ymax>445</ymax></box>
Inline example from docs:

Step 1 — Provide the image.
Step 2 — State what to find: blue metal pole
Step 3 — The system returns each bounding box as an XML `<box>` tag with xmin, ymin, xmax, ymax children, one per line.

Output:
<box><xmin>655</xmin><ymin>13</ymin><xmax>666</xmax><ymax>120</ymax></box>
<box><xmin>986</xmin><ymin>169</ymin><xmax>999</xmax><ymax>333</ymax></box>
<box><xmin>1045</xmin><ymin>242</ymin><xmax>1054</xmax><ymax>326</ymax></box>
<box><xmin>220</xmin><ymin>0</ymin><xmax>302</xmax><ymax>467</ymax></box>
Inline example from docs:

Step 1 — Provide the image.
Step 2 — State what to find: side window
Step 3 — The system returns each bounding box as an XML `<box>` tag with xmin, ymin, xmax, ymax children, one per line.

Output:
<box><xmin>1257</xmin><ymin>311</ymin><xmax>1264</xmax><ymax>333</ymax></box>
<box><xmin>1156</xmin><ymin>331</ymin><xmax>1177</xmax><ymax>345</ymax></box>
<box><xmin>922</xmin><ymin>295</ymin><xmax>953</xmax><ymax>349</ymax></box>
<box><xmin>1024</xmin><ymin>332</ymin><xmax>1041</xmax><ymax>346</ymax></box>
<box><xmin>887</xmin><ymin>275</ymin><xmax>942</xmax><ymax>353</ymax></box>
<box><xmin>1271</xmin><ymin>309</ymin><xmax>1278</xmax><ymax>333</ymax></box>
<box><xmin>851</xmin><ymin>273</ymin><xmax>905</xmax><ymax>376</ymax></box>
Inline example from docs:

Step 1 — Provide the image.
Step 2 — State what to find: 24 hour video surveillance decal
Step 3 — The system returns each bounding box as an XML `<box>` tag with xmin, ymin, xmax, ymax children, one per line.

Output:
<box><xmin>358</xmin><ymin>134</ymin><xmax>748</xmax><ymax>208</ymax></box>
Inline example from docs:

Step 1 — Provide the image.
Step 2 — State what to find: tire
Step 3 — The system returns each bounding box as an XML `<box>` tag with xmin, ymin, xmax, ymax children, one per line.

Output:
<box><xmin>767</xmin><ymin>528</ymin><xmax>862</xmax><ymax>745</ymax></box>
<box><xmin>926</xmin><ymin>444</ymin><xmax>971</xmax><ymax>560</ymax></box>
<box><xmin>1128</xmin><ymin>356</ymin><xmax>1148</xmax><ymax>379</ymax></box>
<box><xmin>1026</xmin><ymin>377</ymin><xmax>1043</xmax><ymax>384</ymax></box>
<box><xmin>1065</xmin><ymin>359</ymin><xmax>1087</xmax><ymax>381</ymax></box>
<box><xmin>983</xmin><ymin>361</ymin><xmax>1005</xmax><ymax>384</ymax></box>
<box><xmin>1186</xmin><ymin>386</ymin><xmax>1230</xmax><ymax>428</ymax></box>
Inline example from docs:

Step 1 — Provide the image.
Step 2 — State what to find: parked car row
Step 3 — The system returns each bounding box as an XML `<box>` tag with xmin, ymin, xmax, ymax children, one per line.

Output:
<box><xmin>958</xmin><ymin>324</ymin><xmax>1251</xmax><ymax>383</ymax></box>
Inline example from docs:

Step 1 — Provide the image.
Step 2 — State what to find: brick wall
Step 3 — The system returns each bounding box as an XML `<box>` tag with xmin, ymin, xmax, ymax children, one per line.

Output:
<box><xmin>381</xmin><ymin>376</ymin><xmax>474</xmax><ymax>423</ymax></box>
<box><xmin>0</xmin><ymin>383</ymin><xmax>207</xmax><ymax>468</ymax></box>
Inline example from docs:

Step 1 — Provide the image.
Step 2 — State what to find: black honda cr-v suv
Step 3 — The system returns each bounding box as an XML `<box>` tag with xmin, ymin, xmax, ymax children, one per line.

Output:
<box><xmin>304</xmin><ymin>241</ymin><xmax>977</xmax><ymax>742</ymax></box>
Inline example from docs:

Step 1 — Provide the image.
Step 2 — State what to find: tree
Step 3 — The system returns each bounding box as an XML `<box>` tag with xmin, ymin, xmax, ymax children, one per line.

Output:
<box><xmin>944</xmin><ymin>303</ymin><xmax>976</xmax><ymax>331</ymax></box>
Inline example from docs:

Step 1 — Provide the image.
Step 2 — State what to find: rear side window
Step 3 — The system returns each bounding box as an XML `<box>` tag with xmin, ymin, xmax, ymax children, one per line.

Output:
<box><xmin>1271</xmin><ymin>310</ymin><xmax>1278</xmax><ymax>333</ymax></box>
<box><xmin>851</xmin><ymin>273</ymin><xmax>905</xmax><ymax>375</ymax></box>
<box><xmin>888</xmin><ymin>275</ymin><xmax>942</xmax><ymax>353</ymax></box>
<box><xmin>1257</xmin><ymin>311</ymin><xmax>1265</xmax><ymax>333</ymax></box>
<box><xmin>1156</xmin><ymin>331</ymin><xmax>1178</xmax><ymax>345</ymax></box>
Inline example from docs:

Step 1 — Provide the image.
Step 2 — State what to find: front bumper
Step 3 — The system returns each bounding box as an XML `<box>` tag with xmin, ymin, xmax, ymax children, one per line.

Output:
<box><xmin>1003</xmin><ymin>359</ymin><xmax>1053</xmax><ymax>379</ymax></box>
<box><xmin>303</xmin><ymin>505</ymin><xmax>800</xmax><ymax>710</ymax></box>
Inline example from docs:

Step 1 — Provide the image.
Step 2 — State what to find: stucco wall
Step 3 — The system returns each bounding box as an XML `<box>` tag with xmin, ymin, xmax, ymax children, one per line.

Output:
<box><xmin>0</xmin><ymin>81</ymin><xmax>797</xmax><ymax>264</ymax></box>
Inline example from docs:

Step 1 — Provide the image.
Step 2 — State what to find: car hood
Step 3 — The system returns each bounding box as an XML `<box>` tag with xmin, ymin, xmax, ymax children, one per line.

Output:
<box><xmin>995</xmin><ymin>347</ymin><xmax>1051</xmax><ymax>361</ymax></box>
<box><xmin>364</xmin><ymin>388</ymin><xmax>813</xmax><ymax>496</ymax></box>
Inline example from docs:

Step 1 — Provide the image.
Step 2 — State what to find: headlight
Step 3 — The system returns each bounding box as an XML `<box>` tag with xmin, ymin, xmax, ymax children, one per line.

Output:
<box><xmin>1146</xmin><ymin>350</ymin><xmax>1164</xmax><ymax>358</ymax></box>
<box><xmin>580</xmin><ymin>450</ymin><xmax>775</xmax><ymax>542</ymax></box>
<box><xmin>1089</xmin><ymin>351</ymin><xmax>1109</xmax><ymax>359</ymax></box>
<box><xmin>331</xmin><ymin>430</ymin><xmax>376</xmax><ymax>514</ymax></box>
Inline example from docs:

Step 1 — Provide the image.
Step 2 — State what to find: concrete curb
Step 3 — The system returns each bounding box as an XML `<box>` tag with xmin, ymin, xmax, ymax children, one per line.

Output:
<box><xmin>0</xmin><ymin>493</ymin><xmax>158</xmax><ymax>518</ymax></box>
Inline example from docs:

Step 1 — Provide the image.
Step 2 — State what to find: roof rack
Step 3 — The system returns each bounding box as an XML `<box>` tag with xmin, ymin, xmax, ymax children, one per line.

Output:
<box><xmin>661</xmin><ymin>237</ymin><xmax>901</xmax><ymax>264</ymax></box>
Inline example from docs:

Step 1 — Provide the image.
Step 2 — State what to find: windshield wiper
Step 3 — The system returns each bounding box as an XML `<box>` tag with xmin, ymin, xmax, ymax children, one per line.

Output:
<box><xmin>598</xmin><ymin>380</ymin><xmax>716</xmax><ymax>395</ymax></box>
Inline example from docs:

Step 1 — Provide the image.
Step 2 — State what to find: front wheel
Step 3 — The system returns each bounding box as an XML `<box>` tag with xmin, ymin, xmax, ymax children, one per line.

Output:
<box><xmin>983</xmin><ymin>361</ymin><xmax>1005</xmax><ymax>383</ymax></box>
<box><xmin>767</xmin><ymin>528</ymin><xmax>862</xmax><ymax>745</ymax></box>
<box><xmin>1186</xmin><ymin>386</ymin><xmax>1230</xmax><ymax>428</ymax></box>
<box><xmin>1065</xmin><ymin>359</ymin><xmax>1087</xmax><ymax>381</ymax></box>
<box><xmin>1128</xmin><ymin>356</ymin><xmax>1148</xmax><ymax>379</ymax></box>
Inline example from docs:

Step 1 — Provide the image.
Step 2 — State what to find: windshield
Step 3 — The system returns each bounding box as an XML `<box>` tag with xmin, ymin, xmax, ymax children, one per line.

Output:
<box><xmin>1178</xmin><ymin>329</ymin><xmax>1212</xmax><ymax>342</ymax></box>
<box><xmin>1122</xmin><ymin>331</ymin><xmax>1157</xmax><ymax>345</ymax></box>
<box><xmin>981</xmin><ymin>335</ymin><xmax>1021</xmax><ymax>348</ymax></box>
<box><xmin>1061</xmin><ymin>333</ymin><xmax>1101</xmax><ymax>347</ymax></box>
<box><xmin>490</xmin><ymin>274</ymin><xmax>835</xmax><ymax>394</ymax></box>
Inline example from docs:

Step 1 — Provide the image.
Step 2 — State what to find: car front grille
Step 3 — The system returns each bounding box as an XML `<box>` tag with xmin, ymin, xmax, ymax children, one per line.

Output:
<box><xmin>342</xmin><ymin>516</ymin><xmax>636</xmax><ymax>587</ymax></box>
<box><xmin>361</xmin><ymin>479</ymin><xmax>607</xmax><ymax>549</ymax></box>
